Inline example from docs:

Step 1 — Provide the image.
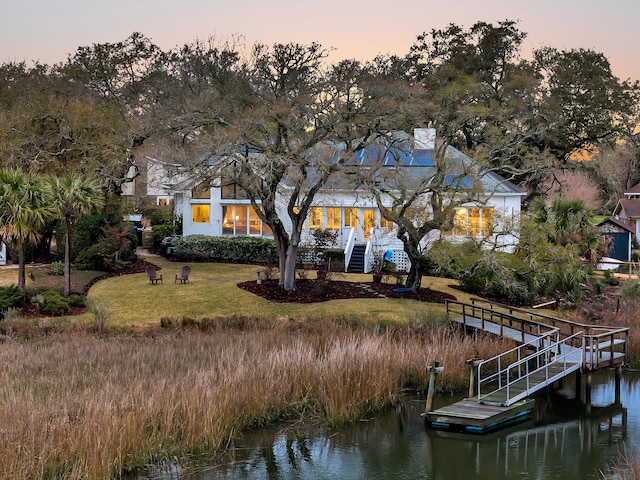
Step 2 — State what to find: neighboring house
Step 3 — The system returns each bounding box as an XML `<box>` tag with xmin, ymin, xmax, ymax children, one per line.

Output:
<box><xmin>612</xmin><ymin>183</ymin><xmax>640</xmax><ymax>239</ymax></box>
<box><xmin>598</xmin><ymin>216</ymin><xmax>634</xmax><ymax>262</ymax></box>
<box><xmin>165</xmin><ymin>128</ymin><xmax>526</xmax><ymax>272</ymax></box>
<box><xmin>121</xmin><ymin>156</ymin><xmax>185</xmax><ymax>207</ymax></box>
<box><xmin>0</xmin><ymin>242</ymin><xmax>6</xmax><ymax>266</ymax></box>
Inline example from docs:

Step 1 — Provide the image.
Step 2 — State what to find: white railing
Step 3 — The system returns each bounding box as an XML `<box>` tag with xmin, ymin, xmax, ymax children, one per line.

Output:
<box><xmin>343</xmin><ymin>228</ymin><xmax>355</xmax><ymax>272</ymax></box>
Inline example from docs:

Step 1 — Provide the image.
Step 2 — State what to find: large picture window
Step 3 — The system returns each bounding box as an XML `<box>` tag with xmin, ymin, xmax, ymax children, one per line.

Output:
<box><xmin>222</xmin><ymin>205</ymin><xmax>272</xmax><ymax>236</ymax></box>
<box><xmin>447</xmin><ymin>207</ymin><xmax>494</xmax><ymax>237</ymax></box>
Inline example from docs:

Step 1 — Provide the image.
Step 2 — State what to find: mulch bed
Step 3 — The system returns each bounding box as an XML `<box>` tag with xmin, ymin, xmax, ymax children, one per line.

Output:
<box><xmin>237</xmin><ymin>279</ymin><xmax>457</xmax><ymax>304</ymax></box>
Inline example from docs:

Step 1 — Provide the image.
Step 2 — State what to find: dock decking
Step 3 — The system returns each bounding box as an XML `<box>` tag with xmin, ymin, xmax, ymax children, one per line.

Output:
<box><xmin>423</xmin><ymin>299</ymin><xmax>628</xmax><ymax>434</ymax></box>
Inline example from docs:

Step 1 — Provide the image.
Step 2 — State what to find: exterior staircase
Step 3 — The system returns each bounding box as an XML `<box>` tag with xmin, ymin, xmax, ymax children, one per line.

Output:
<box><xmin>347</xmin><ymin>244</ymin><xmax>366</xmax><ymax>273</ymax></box>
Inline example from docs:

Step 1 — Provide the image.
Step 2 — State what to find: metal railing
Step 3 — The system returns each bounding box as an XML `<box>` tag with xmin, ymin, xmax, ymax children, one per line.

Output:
<box><xmin>477</xmin><ymin>331</ymin><xmax>583</xmax><ymax>406</ymax></box>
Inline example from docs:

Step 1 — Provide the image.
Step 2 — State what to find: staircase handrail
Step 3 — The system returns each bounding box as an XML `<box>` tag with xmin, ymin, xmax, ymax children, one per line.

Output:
<box><xmin>476</xmin><ymin>328</ymin><xmax>561</xmax><ymax>398</ymax></box>
<box><xmin>343</xmin><ymin>227</ymin><xmax>355</xmax><ymax>272</ymax></box>
<box><xmin>478</xmin><ymin>331</ymin><xmax>584</xmax><ymax>405</ymax></box>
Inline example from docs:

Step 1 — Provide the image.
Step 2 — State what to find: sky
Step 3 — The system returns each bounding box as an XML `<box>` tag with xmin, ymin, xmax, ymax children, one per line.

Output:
<box><xmin>2</xmin><ymin>0</ymin><xmax>639</xmax><ymax>82</ymax></box>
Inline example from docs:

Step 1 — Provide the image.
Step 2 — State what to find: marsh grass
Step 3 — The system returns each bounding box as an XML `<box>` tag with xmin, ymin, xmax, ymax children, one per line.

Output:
<box><xmin>0</xmin><ymin>316</ymin><xmax>512</xmax><ymax>479</ymax></box>
<box><xmin>598</xmin><ymin>297</ymin><xmax>640</xmax><ymax>368</ymax></box>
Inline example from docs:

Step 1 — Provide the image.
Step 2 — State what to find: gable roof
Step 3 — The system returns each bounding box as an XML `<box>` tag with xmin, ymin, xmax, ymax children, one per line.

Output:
<box><xmin>598</xmin><ymin>216</ymin><xmax>634</xmax><ymax>233</ymax></box>
<box><xmin>615</xmin><ymin>198</ymin><xmax>640</xmax><ymax>218</ymax></box>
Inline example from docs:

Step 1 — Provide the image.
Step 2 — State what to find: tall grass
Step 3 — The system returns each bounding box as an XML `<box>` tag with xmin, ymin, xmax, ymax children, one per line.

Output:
<box><xmin>0</xmin><ymin>315</ymin><xmax>511</xmax><ymax>479</ymax></box>
<box><xmin>599</xmin><ymin>297</ymin><xmax>640</xmax><ymax>368</ymax></box>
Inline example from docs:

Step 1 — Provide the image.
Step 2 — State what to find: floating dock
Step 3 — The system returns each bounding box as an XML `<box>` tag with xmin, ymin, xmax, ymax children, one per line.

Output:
<box><xmin>423</xmin><ymin>398</ymin><xmax>535</xmax><ymax>434</ymax></box>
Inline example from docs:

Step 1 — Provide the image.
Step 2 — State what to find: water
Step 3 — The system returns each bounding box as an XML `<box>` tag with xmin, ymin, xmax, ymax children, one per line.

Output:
<box><xmin>141</xmin><ymin>371</ymin><xmax>640</xmax><ymax>479</ymax></box>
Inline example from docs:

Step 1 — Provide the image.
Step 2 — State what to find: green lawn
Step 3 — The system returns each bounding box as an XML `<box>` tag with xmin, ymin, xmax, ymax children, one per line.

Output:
<box><xmin>0</xmin><ymin>253</ymin><xmax>475</xmax><ymax>327</ymax></box>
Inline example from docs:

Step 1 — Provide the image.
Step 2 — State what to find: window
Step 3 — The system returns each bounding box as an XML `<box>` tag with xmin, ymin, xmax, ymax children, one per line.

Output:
<box><xmin>192</xmin><ymin>183</ymin><xmax>211</xmax><ymax>199</ymax></box>
<box><xmin>380</xmin><ymin>215</ymin><xmax>393</xmax><ymax>232</ymax></box>
<box><xmin>222</xmin><ymin>205</ymin><xmax>272</xmax><ymax>236</ymax></box>
<box><xmin>344</xmin><ymin>208</ymin><xmax>358</xmax><ymax>230</ymax></box>
<box><xmin>192</xmin><ymin>204</ymin><xmax>210</xmax><ymax>223</ymax></box>
<box><xmin>221</xmin><ymin>178</ymin><xmax>248</xmax><ymax>199</ymax></box>
<box><xmin>446</xmin><ymin>207</ymin><xmax>494</xmax><ymax>237</ymax></box>
<box><xmin>327</xmin><ymin>207</ymin><xmax>341</xmax><ymax>230</ymax></box>
<box><xmin>157</xmin><ymin>196</ymin><xmax>174</xmax><ymax>206</ymax></box>
<box><xmin>363</xmin><ymin>209</ymin><xmax>375</xmax><ymax>238</ymax></box>
<box><xmin>309</xmin><ymin>207</ymin><xmax>323</xmax><ymax>230</ymax></box>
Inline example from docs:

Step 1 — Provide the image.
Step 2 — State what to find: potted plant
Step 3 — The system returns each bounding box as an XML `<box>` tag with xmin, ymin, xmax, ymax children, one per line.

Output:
<box><xmin>371</xmin><ymin>250</ymin><xmax>395</xmax><ymax>283</ymax></box>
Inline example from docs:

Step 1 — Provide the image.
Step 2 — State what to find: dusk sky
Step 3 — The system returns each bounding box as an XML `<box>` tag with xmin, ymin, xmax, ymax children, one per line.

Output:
<box><xmin>3</xmin><ymin>0</ymin><xmax>639</xmax><ymax>81</ymax></box>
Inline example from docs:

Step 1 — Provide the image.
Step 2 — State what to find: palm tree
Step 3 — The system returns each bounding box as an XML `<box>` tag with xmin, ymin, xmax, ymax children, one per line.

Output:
<box><xmin>0</xmin><ymin>169</ymin><xmax>51</xmax><ymax>292</ymax></box>
<box><xmin>531</xmin><ymin>196</ymin><xmax>603</xmax><ymax>265</ymax></box>
<box><xmin>48</xmin><ymin>173</ymin><xmax>104</xmax><ymax>297</ymax></box>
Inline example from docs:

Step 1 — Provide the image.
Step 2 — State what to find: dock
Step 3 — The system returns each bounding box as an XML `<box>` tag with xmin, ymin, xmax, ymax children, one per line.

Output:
<box><xmin>424</xmin><ymin>299</ymin><xmax>628</xmax><ymax>434</ymax></box>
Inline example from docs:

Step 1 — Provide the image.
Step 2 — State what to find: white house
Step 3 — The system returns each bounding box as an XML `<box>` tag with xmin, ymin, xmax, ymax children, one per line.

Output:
<box><xmin>165</xmin><ymin>129</ymin><xmax>526</xmax><ymax>272</ymax></box>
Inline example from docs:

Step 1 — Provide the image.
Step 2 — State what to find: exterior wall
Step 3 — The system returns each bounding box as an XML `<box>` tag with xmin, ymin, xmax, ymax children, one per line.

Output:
<box><xmin>177</xmin><ymin>185</ymin><xmax>523</xmax><ymax>259</ymax></box>
<box><xmin>0</xmin><ymin>242</ymin><xmax>6</xmax><ymax>266</ymax></box>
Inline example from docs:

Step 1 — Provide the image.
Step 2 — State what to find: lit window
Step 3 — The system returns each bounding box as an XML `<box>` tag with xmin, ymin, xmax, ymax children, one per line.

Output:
<box><xmin>344</xmin><ymin>208</ymin><xmax>358</xmax><ymax>230</ymax></box>
<box><xmin>192</xmin><ymin>204</ymin><xmax>210</xmax><ymax>223</ymax></box>
<box><xmin>380</xmin><ymin>215</ymin><xmax>393</xmax><ymax>232</ymax></box>
<box><xmin>445</xmin><ymin>207</ymin><xmax>494</xmax><ymax>237</ymax></box>
<box><xmin>222</xmin><ymin>205</ymin><xmax>272</xmax><ymax>236</ymax></box>
<box><xmin>363</xmin><ymin>209</ymin><xmax>375</xmax><ymax>238</ymax></box>
<box><xmin>309</xmin><ymin>207</ymin><xmax>323</xmax><ymax>230</ymax></box>
<box><xmin>327</xmin><ymin>208</ymin><xmax>341</xmax><ymax>230</ymax></box>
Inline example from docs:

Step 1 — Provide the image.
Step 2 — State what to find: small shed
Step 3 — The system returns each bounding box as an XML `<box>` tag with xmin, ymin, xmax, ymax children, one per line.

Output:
<box><xmin>598</xmin><ymin>216</ymin><xmax>634</xmax><ymax>262</ymax></box>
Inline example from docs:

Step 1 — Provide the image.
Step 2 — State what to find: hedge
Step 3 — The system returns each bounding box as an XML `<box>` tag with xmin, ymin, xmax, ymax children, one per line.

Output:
<box><xmin>170</xmin><ymin>235</ymin><xmax>278</xmax><ymax>264</ymax></box>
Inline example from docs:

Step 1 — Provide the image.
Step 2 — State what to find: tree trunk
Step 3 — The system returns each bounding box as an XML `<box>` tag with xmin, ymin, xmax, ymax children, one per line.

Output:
<box><xmin>17</xmin><ymin>242</ymin><xmax>26</xmax><ymax>292</ymax></box>
<box><xmin>64</xmin><ymin>219</ymin><xmax>72</xmax><ymax>298</ymax></box>
<box><xmin>282</xmin><ymin>242</ymin><xmax>300</xmax><ymax>291</ymax></box>
<box><xmin>406</xmin><ymin>264</ymin><xmax>423</xmax><ymax>292</ymax></box>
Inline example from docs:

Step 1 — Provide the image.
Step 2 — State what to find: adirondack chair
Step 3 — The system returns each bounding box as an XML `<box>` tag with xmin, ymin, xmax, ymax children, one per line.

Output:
<box><xmin>175</xmin><ymin>265</ymin><xmax>191</xmax><ymax>284</ymax></box>
<box><xmin>146</xmin><ymin>265</ymin><xmax>163</xmax><ymax>284</ymax></box>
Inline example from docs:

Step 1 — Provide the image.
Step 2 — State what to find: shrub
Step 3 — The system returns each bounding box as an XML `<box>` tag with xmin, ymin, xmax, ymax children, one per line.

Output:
<box><xmin>55</xmin><ymin>212</ymin><xmax>138</xmax><ymax>269</ymax></box>
<box><xmin>50</xmin><ymin>261</ymin><xmax>64</xmax><ymax>276</ymax></box>
<box><xmin>74</xmin><ymin>225</ymin><xmax>136</xmax><ymax>272</ymax></box>
<box><xmin>30</xmin><ymin>290</ymin><xmax>71</xmax><ymax>316</ymax></box>
<box><xmin>144</xmin><ymin>205</ymin><xmax>174</xmax><ymax>226</ymax></box>
<box><xmin>151</xmin><ymin>224</ymin><xmax>175</xmax><ymax>254</ymax></box>
<box><xmin>171</xmin><ymin>235</ymin><xmax>278</xmax><ymax>264</ymax></box>
<box><xmin>0</xmin><ymin>285</ymin><xmax>23</xmax><ymax>310</ymax></box>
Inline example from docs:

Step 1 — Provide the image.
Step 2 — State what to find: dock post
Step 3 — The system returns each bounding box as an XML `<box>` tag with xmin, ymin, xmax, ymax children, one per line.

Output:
<box><xmin>584</xmin><ymin>372</ymin><xmax>592</xmax><ymax>414</ymax></box>
<box><xmin>467</xmin><ymin>358</ymin><xmax>482</xmax><ymax>399</ymax></box>
<box><xmin>425</xmin><ymin>360</ymin><xmax>443</xmax><ymax>413</ymax></box>
<box><xmin>615</xmin><ymin>366</ymin><xmax>622</xmax><ymax>405</ymax></box>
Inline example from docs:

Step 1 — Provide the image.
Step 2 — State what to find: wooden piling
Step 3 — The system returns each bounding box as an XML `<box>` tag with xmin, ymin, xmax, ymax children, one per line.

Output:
<box><xmin>467</xmin><ymin>358</ymin><xmax>482</xmax><ymax>398</ymax></box>
<box><xmin>425</xmin><ymin>360</ymin><xmax>443</xmax><ymax>413</ymax></box>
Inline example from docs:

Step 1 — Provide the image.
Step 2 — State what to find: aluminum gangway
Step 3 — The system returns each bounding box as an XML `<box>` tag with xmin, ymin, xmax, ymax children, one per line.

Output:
<box><xmin>446</xmin><ymin>299</ymin><xmax>628</xmax><ymax>407</ymax></box>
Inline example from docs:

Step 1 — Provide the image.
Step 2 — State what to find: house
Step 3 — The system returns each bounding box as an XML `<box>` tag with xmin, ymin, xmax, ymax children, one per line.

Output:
<box><xmin>0</xmin><ymin>242</ymin><xmax>6</xmax><ymax>266</ymax></box>
<box><xmin>612</xmin><ymin>183</ymin><xmax>640</xmax><ymax>239</ymax></box>
<box><xmin>121</xmin><ymin>156</ymin><xmax>185</xmax><ymax>207</ymax></box>
<box><xmin>597</xmin><ymin>216</ymin><xmax>634</xmax><ymax>262</ymax></box>
<box><xmin>166</xmin><ymin>128</ymin><xmax>526</xmax><ymax>272</ymax></box>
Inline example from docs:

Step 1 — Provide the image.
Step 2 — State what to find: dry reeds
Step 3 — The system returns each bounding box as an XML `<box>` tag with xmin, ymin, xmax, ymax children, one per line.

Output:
<box><xmin>0</xmin><ymin>315</ymin><xmax>511</xmax><ymax>479</ymax></box>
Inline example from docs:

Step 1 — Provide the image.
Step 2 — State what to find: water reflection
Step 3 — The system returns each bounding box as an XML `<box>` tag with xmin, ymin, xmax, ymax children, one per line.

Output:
<box><xmin>139</xmin><ymin>371</ymin><xmax>640</xmax><ymax>480</ymax></box>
